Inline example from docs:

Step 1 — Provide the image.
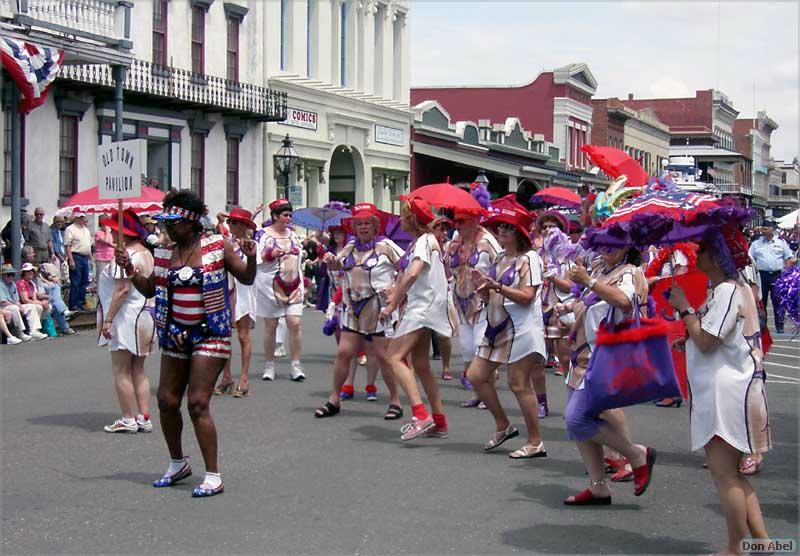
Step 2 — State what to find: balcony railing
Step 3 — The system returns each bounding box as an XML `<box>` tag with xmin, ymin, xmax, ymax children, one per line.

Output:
<box><xmin>716</xmin><ymin>183</ymin><xmax>754</xmax><ymax>196</ymax></box>
<box><xmin>61</xmin><ymin>60</ymin><xmax>288</xmax><ymax>122</ymax></box>
<box><xmin>5</xmin><ymin>0</ymin><xmax>131</xmax><ymax>47</ymax></box>
<box><xmin>768</xmin><ymin>194</ymin><xmax>800</xmax><ymax>207</ymax></box>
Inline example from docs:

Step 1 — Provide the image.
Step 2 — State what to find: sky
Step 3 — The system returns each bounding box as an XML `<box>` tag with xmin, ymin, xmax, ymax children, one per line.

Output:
<box><xmin>410</xmin><ymin>1</ymin><xmax>799</xmax><ymax>161</ymax></box>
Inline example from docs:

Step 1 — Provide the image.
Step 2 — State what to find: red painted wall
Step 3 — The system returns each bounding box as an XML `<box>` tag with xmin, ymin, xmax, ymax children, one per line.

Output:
<box><xmin>411</xmin><ymin>73</ymin><xmax>563</xmax><ymax>142</ymax></box>
<box><xmin>622</xmin><ymin>90</ymin><xmax>713</xmax><ymax>130</ymax></box>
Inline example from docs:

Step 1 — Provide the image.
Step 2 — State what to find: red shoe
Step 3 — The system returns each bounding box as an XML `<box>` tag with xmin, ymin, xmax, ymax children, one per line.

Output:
<box><xmin>604</xmin><ymin>457</ymin><xmax>627</xmax><ymax>473</ymax></box>
<box><xmin>564</xmin><ymin>488</ymin><xmax>611</xmax><ymax>506</ymax></box>
<box><xmin>633</xmin><ymin>448</ymin><xmax>656</xmax><ymax>496</ymax></box>
<box><xmin>610</xmin><ymin>466</ymin><xmax>633</xmax><ymax>482</ymax></box>
<box><xmin>441</xmin><ymin>370</ymin><xmax>453</xmax><ymax>381</ymax></box>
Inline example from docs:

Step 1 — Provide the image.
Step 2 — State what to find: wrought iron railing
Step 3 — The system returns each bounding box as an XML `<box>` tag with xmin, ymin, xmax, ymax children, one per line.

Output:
<box><xmin>9</xmin><ymin>0</ymin><xmax>131</xmax><ymax>44</ymax></box>
<box><xmin>61</xmin><ymin>59</ymin><xmax>288</xmax><ymax>121</ymax></box>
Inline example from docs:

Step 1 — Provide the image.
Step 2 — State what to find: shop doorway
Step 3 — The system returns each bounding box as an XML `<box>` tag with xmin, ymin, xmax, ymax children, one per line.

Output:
<box><xmin>329</xmin><ymin>146</ymin><xmax>357</xmax><ymax>205</ymax></box>
<box><xmin>146</xmin><ymin>140</ymin><xmax>171</xmax><ymax>191</ymax></box>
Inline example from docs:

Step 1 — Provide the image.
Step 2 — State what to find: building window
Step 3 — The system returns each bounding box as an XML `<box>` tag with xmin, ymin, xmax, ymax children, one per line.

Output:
<box><xmin>191</xmin><ymin>6</ymin><xmax>205</xmax><ymax>75</ymax></box>
<box><xmin>340</xmin><ymin>0</ymin><xmax>347</xmax><ymax>86</ymax></box>
<box><xmin>191</xmin><ymin>134</ymin><xmax>205</xmax><ymax>200</ymax></box>
<box><xmin>59</xmin><ymin>116</ymin><xmax>78</xmax><ymax>197</ymax></box>
<box><xmin>782</xmin><ymin>172</ymin><xmax>787</xmax><ymax>184</ymax></box>
<box><xmin>226</xmin><ymin>138</ymin><xmax>239</xmax><ymax>206</ymax></box>
<box><xmin>3</xmin><ymin>111</ymin><xmax>25</xmax><ymax>198</ymax></box>
<box><xmin>152</xmin><ymin>0</ymin><xmax>168</xmax><ymax>66</ymax></box>
<box><xmin>280</xmin><ymin>0</ymin><xmax>286</xmax><ymax>71</ymax></box>
<box><xmin>226</xmin><ymin>17</ymin><xmax>239</xmax><ymax>81</ymax></box>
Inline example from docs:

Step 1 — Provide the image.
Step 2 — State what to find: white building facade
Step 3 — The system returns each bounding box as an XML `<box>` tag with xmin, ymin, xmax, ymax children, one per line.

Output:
<box><xmin>1</xmin><ymin>0</ymin><xmax>411</xmax><ymax>224</ymax></box>
<box><xmin>265</xmin><ymin>0</ymin><xmax>412</xmax><ymax>212</ymax></box>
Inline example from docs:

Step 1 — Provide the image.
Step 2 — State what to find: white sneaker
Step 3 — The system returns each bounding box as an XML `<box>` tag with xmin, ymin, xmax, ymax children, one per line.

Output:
<box><xmin>261</xmin><ymin>363</ymin><xmax>275</xmax><ymax>381</ymax></box>
<box><xmin>290</xmin><ymin>361</ymin><xmax>306</xmax><ymax>382</ymax></box>
<box><xmin>6</xmin><ymin>336</ymin><xmax>22</xmax><ymax>345</ymax></box>
<box><xmin>30</xmin><ymin>331</ymin><xmax>48</xmax><ymax>340</ymax></box>
<box><xmin>136</xmin><ymin>416</ymin><xmax>153</xmax><ymax>433</ymax></box>
<box><xmin>20</xmin><ymin>333</ymin><xmax>31</xmax><ymax>342</ymax></box>
<box><xmin>274</xmin><ymin>344</ymin><xmax>287</xmax><ymax>358</ymax></box>
<box><xmin>104</xmin><ymin>419</ymin><xmax>138</xmax><ymax>433</ymax></box>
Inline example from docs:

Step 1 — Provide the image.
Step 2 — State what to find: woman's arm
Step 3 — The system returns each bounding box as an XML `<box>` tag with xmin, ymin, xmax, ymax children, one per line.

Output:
<box><xmin>382</xmin><ymin>258</ymin><xmax>426</xmax><ymax>315</ymax></box>
<box><xmin>681</xmin><ymin>313</ymin><xmax>722</xmax><ymax>353</ymax></box>
<box><xmin>101</xmin><ymin>278</ymin><xmax>130</xmax><ymax>338</ymax></box>
<box><xmin>569</xmin><ymin>262</ymin><xmax>632</xmax><ymax>311</ymax></box>
<box><xmin>223</xmin><ymin>239</ymin><xmax>257</xmax><ymax>285</ymax></box>
<box><xmin>116</xmin><ymin>249</ymin><xmax>156</xmax><ymax>298</ymax></box>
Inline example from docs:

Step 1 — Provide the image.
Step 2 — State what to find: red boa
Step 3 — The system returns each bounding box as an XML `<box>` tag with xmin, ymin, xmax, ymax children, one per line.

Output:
<box><xmin>645</xmin><ymin>243</ymin><xmax>698</xmax><ymax>279</ymax></box>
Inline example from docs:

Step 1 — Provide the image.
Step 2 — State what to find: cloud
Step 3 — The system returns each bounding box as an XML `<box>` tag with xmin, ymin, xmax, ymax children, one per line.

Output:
<box><xmin>647</xmin><ymin>78</ymin><xmax>692</xmax><ymax>99</ymax></box>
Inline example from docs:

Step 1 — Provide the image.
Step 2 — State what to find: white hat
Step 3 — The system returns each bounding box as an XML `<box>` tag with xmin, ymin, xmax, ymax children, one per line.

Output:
<box><xmin>20</xmin><ymin>262</ymin><xmax>37</xmax><ymax>272</ymax></box>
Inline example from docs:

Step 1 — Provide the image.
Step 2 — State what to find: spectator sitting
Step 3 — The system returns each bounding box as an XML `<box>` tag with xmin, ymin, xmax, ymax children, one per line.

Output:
<box><xmin>0</xmin><ymin>263</ymin><xmax>47</xmax><ymax>340</ymax></box>
<box><xmin>17</xmin><ymin>262</ymin><xmax>58</xmax><ymax>335</ymax></box>
<box><xmin>38</xmin><ymin>263</ymin><xmax>77</xmax><ymax>334</ymax></box>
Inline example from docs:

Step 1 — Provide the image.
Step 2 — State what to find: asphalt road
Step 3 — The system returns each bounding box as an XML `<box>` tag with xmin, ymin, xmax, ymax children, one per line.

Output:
<box><xmin>1</xmin><ymin>311</ymin><xmax>798</xmax><ymax>555</ymax></box>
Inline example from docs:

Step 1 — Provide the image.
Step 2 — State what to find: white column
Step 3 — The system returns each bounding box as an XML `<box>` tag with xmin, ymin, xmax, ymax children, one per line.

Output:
<box><xmin>314</xmin><ymin>0</ymin><xmax>332</xmax><ymax>83</ymax></box>
<box><xmin>380</xmin><ymin>6</ymin><xmax>393</xmax><ymax>99</ymax></box>
<box><xmin>344</xmin><ymin>0</ymin><xmax>358</xmax><ymax>89</ymax></box>
<box><xmin>264</xmin><ymin>1</ymin><xmax>281</xmax><ymax>78</ymax></box>
<box><xmin>391</xmin><ymin>13</ymin><xmax>403</xmax><ymax>101</ymax></box>
<box><xmin>357</xmin><ymin>164</ymin><xmax>374</xmax><ymax>203</ymax></box>
<box><xmin>286</xmin><ymin>0</ymin><xmax>308</xmax><ymax>76</ymax></box>
<box><xmin>400</xmin><ymin>10</ymin><xmax>410</xmax><ymax>104</ymax></box>
<box><xmin>330</xmin><ymin>0</ymin><xmax>341</xmax><ymax>85</ymax></box>
<box><xmin>372</xmin><ymin>4</ymin><xmax>384</xmax><ymax>96</ymax></box>
<box><xmin>508</xmin><ymin>175</ymin><xmax>518</xmax><ymax>192</ymax></box>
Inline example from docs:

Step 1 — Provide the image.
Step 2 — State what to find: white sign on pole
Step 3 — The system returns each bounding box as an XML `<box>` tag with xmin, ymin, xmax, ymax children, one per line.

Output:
<box><xmin>98</xmin><ymin>139</ymin><xmax>144</xmax><ymax>199</ymax></box>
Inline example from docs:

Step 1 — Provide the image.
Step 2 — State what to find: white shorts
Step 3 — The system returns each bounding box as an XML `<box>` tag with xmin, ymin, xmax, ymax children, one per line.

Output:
<box><xmin>257</xmin><ymin>298</ymin><xmax>303</xmax><ymax>319</ymax></box>
<box><xmin>234</xmin><ymin>282</ymin><xmax>256</xmax><ymax>325</ymax></box>
<box><xmin>459</xmin><ymin>320</ymin><xmax>487</xmax><ymax>365</ymax></box>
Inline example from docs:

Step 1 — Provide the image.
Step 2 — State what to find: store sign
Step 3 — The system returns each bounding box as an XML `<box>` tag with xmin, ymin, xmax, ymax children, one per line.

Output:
<box><xmin>98</xmin><ymin>139</ymin><xmax>144</xmax><ymax>199</ymax></box>
<box><xmin>289</xmin><ymin>185</ymin><xmax>303</xmax><ymax>208</ymax></box>
<box><xmin>375</xmin><ymin>124</ymin><xmax>404</xmax><ymax>146</ymax></box>
<box><xmin>280</xmin><ymin>108</ymin><xmax>318</xmax><ymax>131</ymax></box>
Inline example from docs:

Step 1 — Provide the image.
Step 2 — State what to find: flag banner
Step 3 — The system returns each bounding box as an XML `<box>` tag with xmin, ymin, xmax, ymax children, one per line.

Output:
<box><xmin>0</xmin><ymin>36</ymin><xmax>63</xmax><ymax>113</ymax></box>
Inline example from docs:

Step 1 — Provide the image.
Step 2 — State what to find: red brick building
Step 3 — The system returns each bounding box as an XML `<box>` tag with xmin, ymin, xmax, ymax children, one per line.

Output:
<box><xmin>411</xmin><ymin>64</ymin><xmax>599</xmax><ymax>175</ymax></box>
<box><xmin>591</xmin><ymin>98</ymin><xmax>627</xmax><ymax>151</ymax></box>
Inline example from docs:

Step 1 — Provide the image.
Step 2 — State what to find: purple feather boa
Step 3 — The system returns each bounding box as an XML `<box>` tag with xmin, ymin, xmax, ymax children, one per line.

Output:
<box><xmin>471</xmin><ymin>185</ymin><xmax>490</xmax><ymax>210</ymax></box>
<box><xmin>323</xmin><ymin>201</ymin><xmax>350</xmax><ymax>212</ymax></box>
<box><xmin>773</xmin><ymin>266</ymin><xmax>800</xmax><ymax>333</ymax></box>
<box><xmin>543</xmin><ymin>228</ymin><xmax>582</xmax><ymax>276</ymax></box>
<box><xmin>323</xmin><ymin>313</ymin><xmax>340</xmax><ymax>336</ymax></box>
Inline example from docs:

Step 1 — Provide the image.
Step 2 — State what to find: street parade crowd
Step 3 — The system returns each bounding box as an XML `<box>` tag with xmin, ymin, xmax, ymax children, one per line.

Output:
<box><xmin>2</xmin><ymin>170</ymin><xmax>799</xmax><ymax>556</ymax></box>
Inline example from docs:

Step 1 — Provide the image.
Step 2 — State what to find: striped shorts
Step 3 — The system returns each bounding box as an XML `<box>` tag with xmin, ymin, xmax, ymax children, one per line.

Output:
<box><xmin>162</xmin><ymin>336</ymin><xmax>232</xmax><ymax>360</ymax></box>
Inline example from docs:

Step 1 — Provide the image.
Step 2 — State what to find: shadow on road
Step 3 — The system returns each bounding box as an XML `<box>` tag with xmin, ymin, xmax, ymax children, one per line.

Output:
<box><xmin>501</xmin><ymin>523</ymin><xmax>711</xmax><ymax>553</ymax></box>
<box><xmin>28</xmin><ymin>412</ymin><xmax>118</xmax><ymax>432</ymax></box>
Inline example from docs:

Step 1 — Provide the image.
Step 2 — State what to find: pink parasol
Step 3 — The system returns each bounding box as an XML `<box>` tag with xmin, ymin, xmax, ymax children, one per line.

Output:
<box><xmin>60</xmin><ymin>186</ymin><xmax>165</xmax><ymax>214</ymax></box>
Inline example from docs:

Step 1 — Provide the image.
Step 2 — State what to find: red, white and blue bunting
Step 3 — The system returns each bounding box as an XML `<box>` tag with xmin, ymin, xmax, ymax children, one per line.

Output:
<box><xmin>0</xmin><ymin>37</ymin><xmax>63</xmax><ymax>113</ymax></box>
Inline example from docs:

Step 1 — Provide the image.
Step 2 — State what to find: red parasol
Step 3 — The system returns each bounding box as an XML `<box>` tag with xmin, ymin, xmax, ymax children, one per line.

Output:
<box><xmin>60</xmin><ymin>185</ymin><xmax>165</xmax><ymax>214</ymax></box>
<box><xmin>403</xmin><ymin>183</ymin><xmax>486</xmax><ymax>216</ymax></box>
<box><xmin>531</xmin><ymin>186</ymin><xmax>581</xmax><ymax>208</ymax></box>
<box><xmin>581</xmin><ymin>144</ymin><xmax>650</xmax><ymax>187</ymax></box>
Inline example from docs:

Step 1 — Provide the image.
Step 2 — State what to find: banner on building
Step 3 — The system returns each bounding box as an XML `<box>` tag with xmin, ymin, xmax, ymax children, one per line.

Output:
<box><xmin>375</xmin><ymin>125</ymin><xmax>404</xmax><ymax>146</ymax></box>
<box><xmin>98</xmin><ymin>139</ymin><xmax>144</xmax><ymax>200</ymax></box>
<box><xmin>280</xmin><ymin>108</ymin><xmax>318</xmax><ymax>131</ymax></box>
<box><xmin>0</xmin><ymin>36</ymin><xmax>63</xmax><ymax>113</ymax></box>
<box><xmin>288</xmin><ymin>185</ymin><xmax>303</xmax><ymax>208</ymax></box>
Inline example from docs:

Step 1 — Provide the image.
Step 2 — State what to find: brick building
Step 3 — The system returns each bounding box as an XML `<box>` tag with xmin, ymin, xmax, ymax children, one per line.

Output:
<box><xmin>411</xmin><ymin>63</ymin><xmax>600</xmax><ymax>184</ymax></box>
<box><xmin>733</xmin><ymin>111</ymin><xmax>779</xmax><ymax>220</ymax></box>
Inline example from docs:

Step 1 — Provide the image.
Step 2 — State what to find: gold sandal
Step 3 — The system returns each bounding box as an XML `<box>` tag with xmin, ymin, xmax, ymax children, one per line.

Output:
<box><xmin>232</xmin><ymin>384</ymin><xmax>250</xmax><ymax>398</ymax></box>
<box><xmin>213</xmin><ymin>382</ymin><xmax>234</xmax><ymax>396</ymax></box>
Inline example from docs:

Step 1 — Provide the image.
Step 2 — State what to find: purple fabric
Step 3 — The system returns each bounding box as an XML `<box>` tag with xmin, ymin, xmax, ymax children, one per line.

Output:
<box><xmin>564</xmin><ymin>387</ymin><xmax>602</xmax><ymax>441</ymax></box>
<box><xmin>582</xmin><ymin>318</ymin><xmax>681</xmax><ymax>414</ymax></box>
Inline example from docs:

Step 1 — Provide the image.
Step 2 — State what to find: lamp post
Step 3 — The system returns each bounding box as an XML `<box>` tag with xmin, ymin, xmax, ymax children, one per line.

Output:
<box><xmin>474</xmin><ymin>168</ymin><xmax>489</xmax><ymax>189</ymax></box>
<box><xmin>274</xmin><ymin>134</ymin><xmax>299</xmax><ymax>200</ymax></box>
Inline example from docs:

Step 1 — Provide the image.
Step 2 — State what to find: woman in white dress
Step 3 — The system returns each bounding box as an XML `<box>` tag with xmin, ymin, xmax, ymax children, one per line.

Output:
<box><xmin>255</xmin><ymin>199</ymin><xmax>305</xmax><ymax>381</ymax></box>
<box><xmin>668</xmin><ymin>226</ymin><xmax>771</xmax><ymax>555</ymax></box>
<box><xmin>467</xmin><ymin>207</ymin><xmax>548</xmax><ymax>458</ymax></box>
<box><xmin>97</xmin><ymin>209</ymin><xmax>155</xmax><ymax>434</ymax></box>
<box><xmin>214</xmin><ymin>207</ymin><xmax>258</xmax><ymax>398</ymax></box>
<box><xmin>382</xmin><ymin>199</ymin><xmax>454</xmax><ymax>441</ymax></box>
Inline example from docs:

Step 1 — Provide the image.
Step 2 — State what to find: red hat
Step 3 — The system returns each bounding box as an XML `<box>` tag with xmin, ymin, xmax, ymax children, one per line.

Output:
<box><xmin>269</xmin><ymin>198</ymin><xmax>292</xmax><ymax>212</ymax></box>
<box><xmin>484</xmin><ymin>207</ymin><xmax>533</xmax><ymax>246</ymax></box>
<box><xmin>100</xmin><ymin>208</ymin><xmax>145</xmax><ymax>239</ymax></box>
<box><xmin>221</xmin><ymin>207</ymin><xmax>257</xmax><ymax>230</ymax></box>
<box><xmin>342</xmin><ymin>203</ymin><xmax>387</xmax><ymax>234</ymax></box>
<box><xmin>535</xmin><ymin>210</ymin><xmax>569</xmax><ymax>233</ymax></box>
<box><xmin>408</xmin><ymin>198</ymin><xmax>436</xmax><ymax>225</ymax></box>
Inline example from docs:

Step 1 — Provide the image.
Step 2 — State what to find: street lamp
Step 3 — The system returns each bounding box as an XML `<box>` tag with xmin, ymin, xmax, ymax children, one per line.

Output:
<box><xmin>474</xmin><ymin>169</ymin><xmax>489</xmax><ymax>189</ymax></box>
<box><xmin>274</xmin><ymin>133</ymin><xmax>299</xmax><ymax>199</ymax></box>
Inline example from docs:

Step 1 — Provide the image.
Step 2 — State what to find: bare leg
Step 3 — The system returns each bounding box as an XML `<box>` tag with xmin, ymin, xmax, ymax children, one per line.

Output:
<box><xmin>285</xmin><ymin>314</ymin><xmax>302</xmax><ymax>361</ymax></box>
<box><xmin>412</xmin><ymin>329</ymin><xmax>444</xmax><ymax>415</ymax></box>
<box><xmin>0</xmin><ymin>313</ymin><xmax>14</xmax><ymax>339</ymax></box>
<box><xmin>705</xmin><ymin>437</ymin><xmax>769</xmax><ymax>555</ymax></box>
<box><xmin>111</xmin><ymin>350</ymin><xmax>136</xmax><ymax>419</ymax></box>
<box><xmin>156</xmin><ymin>355</ymin><xmax>191</xmax><ymax>460</ymax></box>
<box><xmin>440</xmin><ymin>336</ymin><xmax>452</xmax><ymax>377</ymax></box>
<box><xmin>130</xmin><ymin>354</ymin><xmax>151</xmax><ymax>417</ymax></box>
<box><xmin>574</xmin><ymin>440</ymin><xmax>611</xmax><ymax>497</ymax></box>
<box><xmin>344</xmin><ymin>357</ymin><xmax>357</xmax><ymax>388</ymax></box>
<box><xmin>368</xmin><ymin>336</ymin><xmax>401</xmax><ymax>407</ymax></box>
<box><xmin>467</xmin><ymin>356</ymin><xmax>508</xmax><ymax>431</ymax></box>
<box><xmin>529</xmin><ymin>352</ymin><xmax>547</xmax><ymax>398</ymax></box>
<box><xmin>326</xmin><ymin>331</ymin><xmax>360</xmax><ymax>407</ymax></box>
<box><xmin>186</xmin><ymin>355</ymin><xmax>226</xmax><ymax>473</ymax></box>
<box><xmin>386</xmin><ymin>329</ymin><xmax>428</xmax><ymax>407</ymax></box>
<box><xmin>507</xmin><ymin>353</ymin><xmax>544</xmax><ymax>445</ymax></box>
<box><xmin>236</xmin><ymin>318</ymin><xmax>252</xmax><ymax>388</ymax></box>
<box><xmin>556</xmin><ymin>337</ymin><xmax>571</xmax><ymax>372</ymax></box>
<box><xmin>263</xmin><ymin>318</ymin><xmax>278</xmax><ymax>365</ymax></box>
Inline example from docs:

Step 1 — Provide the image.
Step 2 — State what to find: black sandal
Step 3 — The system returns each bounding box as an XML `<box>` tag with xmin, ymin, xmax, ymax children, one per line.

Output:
<box><xmin>384</xmin><ymin>404</ymin><xmax>403</xmax><ymax>420</ymax></box>
<box><xmin>314</xmin><ymin>402</ymin><xmax>341</xmax><ymax>418</ymax></box>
